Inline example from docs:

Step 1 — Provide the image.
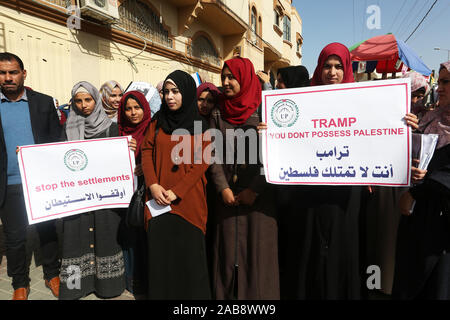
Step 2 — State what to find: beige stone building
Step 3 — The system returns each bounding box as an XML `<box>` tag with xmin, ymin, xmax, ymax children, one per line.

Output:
<box><xmin>0</xmin><ymin>0</ymin><xmax>303</xmax><ymax>104</ymax></box>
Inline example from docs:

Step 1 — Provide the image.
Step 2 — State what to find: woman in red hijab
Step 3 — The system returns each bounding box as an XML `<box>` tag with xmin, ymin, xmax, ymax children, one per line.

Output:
<box><xmin>196</xmin><ymin>82</ymin><xmax>222</xmax><ymax>119</ymax></box>
<box><xmin>282</xmin><ymin>43</ymin><xmax>419</xmax><ymax>300</ymax></box>
<box><xmin>281</xmin><ymin>43</ymin><xmax>364</xmax><ymax>300</ymax></box>
<box><xmin>117</xmin><ymin>90</ymin><xmax>151</xmax><ymax>298</ymax></box>
<box><xmin>209</xmin><ymin>57</ymin><xmax>279</xmax><ymax>299</ymax></box>
<box><xmin>220</xmin><ymin>57</ymin><xmax>261</xmax><ymax>124</ymax></box>
<box><xmin>118</xmin><ymin>91</ymin><xmax>152</xmax><ymax>164</ymax></box>
<box><xmin>310</xmin><ymin>42</ymin><xmax>355</xmax><ymax>86</ymax></box>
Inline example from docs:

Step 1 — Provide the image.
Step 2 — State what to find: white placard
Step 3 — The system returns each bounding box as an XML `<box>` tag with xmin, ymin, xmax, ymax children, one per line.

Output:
<box><xmin>18</xmin><ymin>137</ymin><xmax>136</xmax><ymax>224</ymax></box>
<box><xmin>261</xmin><ymin>78</ymin><xmax>411</xmax><ymax>186</ymax></box>
<box><xmin>125</xmin><ymin>81</ymin><xmax>157</xmax><ymax>100</ymax></box>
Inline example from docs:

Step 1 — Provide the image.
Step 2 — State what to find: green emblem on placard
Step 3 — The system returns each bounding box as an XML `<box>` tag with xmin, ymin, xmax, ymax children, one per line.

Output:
<box><xmin>271</xmin><ymin>99</ymin><xmax>299</xmax><ymax>127</ymax></box>
<box><xmin>64</xmin><ymin>149</ymin><xmax>88</xmax><ymax>172</ymax></box>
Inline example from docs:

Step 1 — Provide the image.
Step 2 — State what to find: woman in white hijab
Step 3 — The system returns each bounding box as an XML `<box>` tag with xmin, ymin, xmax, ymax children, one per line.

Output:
<box><xmin>64</xmin><ymin>81</ymin><xmax>114</xmax><ymax>140</ymax></box>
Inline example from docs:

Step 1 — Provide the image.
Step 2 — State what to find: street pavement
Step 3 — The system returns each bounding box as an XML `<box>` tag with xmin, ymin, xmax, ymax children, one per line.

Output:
<box><xmin>0</xmin><ymin>222</ymin><xmax>135</xmax><ymax>300</ymax></box>
<box><xmin>0</xmin><ymin>223</ymin><xmax>391</xmax><ymax>301</ymax></box>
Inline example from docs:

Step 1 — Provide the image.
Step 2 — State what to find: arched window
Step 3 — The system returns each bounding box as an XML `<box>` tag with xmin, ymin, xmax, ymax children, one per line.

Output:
<box><xmin>251</xmin><ymin>7</ymin><xmax>257</xmax><ymax>33</ymax></box>
<box><xmin>189</xmin><ymin>35</ymin><xmax>220</xmax><ymax>66</ymax></box>
<box><xmin>249</xmin><ymin>6</ymin><xmax>260</xmax><ymax>46</ymax></box>
<box><xmin>118</xmin><ymin>0</ymin><xmax>173</xmax><ymax>48</ymax></box>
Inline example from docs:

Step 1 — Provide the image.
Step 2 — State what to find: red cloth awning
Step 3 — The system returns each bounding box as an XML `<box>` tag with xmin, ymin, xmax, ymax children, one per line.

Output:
<box><xmin>350</xmin><ymin>34</ymin><xmax>398</xmax><ymax>62</ymax></box>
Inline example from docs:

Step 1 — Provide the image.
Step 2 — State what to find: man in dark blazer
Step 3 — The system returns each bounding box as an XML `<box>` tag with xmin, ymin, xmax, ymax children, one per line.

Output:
<box><xmin>0</xmin><ymin>52</ymin><xmax>61</xmax><ymax>300</ymax></box>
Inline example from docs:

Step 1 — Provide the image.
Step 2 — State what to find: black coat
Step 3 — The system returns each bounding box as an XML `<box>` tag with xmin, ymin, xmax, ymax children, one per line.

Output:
<box><xmin>392</xmin><ymin>143</ymin><xmax>450</xmax><ymax>299</ymax></box>
<box><xmin>0</xmin><ymin>88</ymin><xmax>61</xmax><ymax>207</ymax></box>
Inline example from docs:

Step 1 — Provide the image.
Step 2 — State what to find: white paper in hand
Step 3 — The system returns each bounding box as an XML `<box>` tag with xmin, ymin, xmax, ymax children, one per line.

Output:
<box><xmin>418</xmin><ymin>134</ymin><xmax>439</xmax><ymax>170</ymax></box>
<box><xmin>146</xmin><ymin>199</ymin><xmax>171</xmax><ymax>217</ymax></box>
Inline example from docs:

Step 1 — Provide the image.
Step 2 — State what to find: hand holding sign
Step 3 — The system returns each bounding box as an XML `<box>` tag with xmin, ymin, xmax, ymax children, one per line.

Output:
<box><xmin>18</xmin><ymin>137</ymin><xmax>135</xmax><ymax>224</ymax></box>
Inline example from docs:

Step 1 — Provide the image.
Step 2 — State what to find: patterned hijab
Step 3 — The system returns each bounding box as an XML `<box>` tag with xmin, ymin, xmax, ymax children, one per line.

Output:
<box><xmin>99</xmin><ymin>80</ymin><xmax>123</xmax><ymax>119</ymax></box>
<box><xmin>65</xmin><ymin>81</ymin><xmax>112</xmax><ymax>141</ymax></box>
<box><xmin>220</xmin><ymin>57</ymin><xmax>262</xmax><ymax>125</ymax></box>
<box><xmin>311</xmin><ymin>42</ymin><xmax>355</xmax><ymax>86</ymax></box>
<box><xmin>117</xmin><ymin>91</ymin><xmax>152</xmax><ymax>159</ymax></box>
<box><xmin>402</xmin><ymin>71</ymin><xmax>430</xmax><ymax>95</ymax></box>
<box><xmin>441</xmin><ymin>61</ymin><xmax>450</xmax><ymax>73</ymax></box>
<box><xmin>196</xmin><ymin>82</ymin><xmax>222</xmax><ymax>101</ymax></box>
<box><xmin>419</xmin><ymin>61</ymin><xmax>450</xmax><ymax>149</ymax></box>
<box><xmin>420</xmin><ymin>108</ymin><xmax>450</xmax><ymax>149</ymax></box>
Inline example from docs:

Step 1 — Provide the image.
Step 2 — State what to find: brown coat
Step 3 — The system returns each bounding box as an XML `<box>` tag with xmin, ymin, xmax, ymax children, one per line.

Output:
<box><xmin>209</xmin><ymin>108</ymin><xmax>280</xmax><ymax>300</ymax></box>
<box><xmin>141</xmin><ymin>121</ymin><xmax>210</xmax><ymax>233</ymax></box>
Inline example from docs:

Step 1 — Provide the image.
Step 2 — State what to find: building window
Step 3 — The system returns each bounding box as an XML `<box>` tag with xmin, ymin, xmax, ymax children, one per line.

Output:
<box><xmin>274</xmin><ymin>9</ymin><xmax>281</xmax><ymax>26</ymax></box>
<box><xmin>283</xmin><ymin>16</ymin><xmax>291</xmax><ymax>42</ymax></box>
<box><xmin>251</xmin><ymin>7</ymin><xmax>257</xmax><ymax>33</ymax></box>
<box><xmin>118</xmin><ymin>0</ymin><xmax>173</xmax><ymax>48</ymax></box>
<box><xmin>189</xmin><ymin>35</ymin><xmax>220</xmax><ymax>66</ymax></box>
<box><xmin>296</xmin><ymin>33</ymin><xmax>303</xmax><ymax>52</ymax></box>
<box><xmin>250</xmin><ymin>7</ymin><xmax>258</xmax><ymax>45</ymax></box>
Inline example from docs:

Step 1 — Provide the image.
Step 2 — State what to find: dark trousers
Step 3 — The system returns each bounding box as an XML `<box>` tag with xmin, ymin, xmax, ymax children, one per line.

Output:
<box><xmin>0</xmin><ymin>184</ymin><xmax>60</xmax><ymax>289</ymax></box>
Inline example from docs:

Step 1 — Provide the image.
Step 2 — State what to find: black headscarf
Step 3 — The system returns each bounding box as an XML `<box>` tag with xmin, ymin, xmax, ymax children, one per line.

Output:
<box><xmin>277</xmin><ymin>65</ymin><xmax>310</xmax><ymax>88</ymax></box>
<box><xmin>153</xmin><ymin>70</ymin><xmax>208</xmax><ymax>135</ymax></box>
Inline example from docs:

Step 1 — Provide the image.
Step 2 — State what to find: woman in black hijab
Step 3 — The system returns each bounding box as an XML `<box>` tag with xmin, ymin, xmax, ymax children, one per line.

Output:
<box><xmin>265</xmin><ymin>65</ymin><xmax>314</xmax><ymax>299</ymax></box>
<box><xmin>152</xmin><ymin>70</ymin><xmax>208</xmax><ymax>135</ymax></box>
<box><xmin>276</xmin><ymin>65</ymin><xmax>310</xmax><ymax>89</ymax></box>
<box><xmin>141</xmin><ymin>70</ymin><xmax>211</xmax><ymax>299</ymax></box>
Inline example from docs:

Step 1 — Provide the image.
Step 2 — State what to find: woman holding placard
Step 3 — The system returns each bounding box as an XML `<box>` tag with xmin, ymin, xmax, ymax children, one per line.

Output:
<box><xmin>258</xmin><ymin>44</ymin><xmax>362</xmax><ymax>299</ymax></box>
<box><xmin>280</xmin><ymin>43</ymin><xmax>365</xmax><ymax>300</ymax></box>
<box><xmin>59</xmin><ymin>81</ymin><xmax>126</xmax><ymax>300</ymax></box>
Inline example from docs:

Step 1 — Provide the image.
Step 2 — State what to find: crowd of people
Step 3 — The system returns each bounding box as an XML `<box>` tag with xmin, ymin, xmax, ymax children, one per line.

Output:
<box><xmin>0</xmin><ymin>43</ymin><xmax>449</xmax><ymax>300</ymax></box>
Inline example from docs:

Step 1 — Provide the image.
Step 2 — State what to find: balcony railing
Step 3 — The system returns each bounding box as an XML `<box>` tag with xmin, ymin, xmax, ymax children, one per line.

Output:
<box><xmin>42</xmin><ymin>0</ymin><xmax>71</xmax><ymax>7</ymax></box>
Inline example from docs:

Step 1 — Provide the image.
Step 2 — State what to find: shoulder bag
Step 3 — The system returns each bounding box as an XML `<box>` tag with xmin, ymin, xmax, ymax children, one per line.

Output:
<box><xmin>125</xmin><ymin>127</ymin><xmax>159</xmax><ymax>228</ymax></box>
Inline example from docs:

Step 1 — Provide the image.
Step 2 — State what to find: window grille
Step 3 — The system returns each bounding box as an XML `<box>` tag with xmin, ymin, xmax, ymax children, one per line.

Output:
<box><xmin>118</xmin><ymin>0</ymin><xmax>172</xmax><ymax>48</ymax></box>
<box><xmin>188</xmin><ymin>36</ymin><xmax>220</xmax><ymax>66</ymax></box>
<box><xmin>43</xmin><ymin>0</ymin><xmax>71</xmax><ymax>7</ymax></box>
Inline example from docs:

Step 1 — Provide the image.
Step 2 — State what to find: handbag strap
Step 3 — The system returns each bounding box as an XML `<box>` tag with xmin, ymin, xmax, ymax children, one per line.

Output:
<box><xmin>152</xmin><ymin>127</ymin><xmax>159</xmax><ymax>167</ymax></box>
<box><xmin>141</xmin><ymin>127</ymin><xmax>158</xmax><ymax>198</ymax></box>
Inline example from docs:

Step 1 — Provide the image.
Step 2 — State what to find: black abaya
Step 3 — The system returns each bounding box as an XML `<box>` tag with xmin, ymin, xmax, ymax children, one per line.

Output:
<box><xmin>282</xmin><ymin>186</ymin><xmax>364</xmax><ymax>299</ymax></box>
<box><xmin>146</xmin><ymin>214</ymin><xmax>211</xmax><ymax>300</ymax></box>
<box><xmin>392</xmin><ymin>144</ymin><xmax>450</xmax><ymax>300</ymax></box>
